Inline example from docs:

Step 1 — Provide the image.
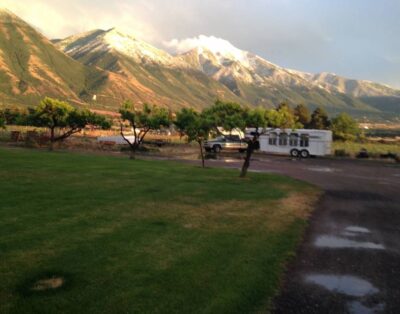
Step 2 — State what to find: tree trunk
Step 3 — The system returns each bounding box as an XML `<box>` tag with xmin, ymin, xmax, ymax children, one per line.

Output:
<box><xmin>49</xmin><ymin>127</ymin><xmax>55</xmax><ymax>151</ymax></box>
<box><xmin>240</xmin><ymin>135</ymin><xmax>258</xmax><ymax>178</ymax></box>
<box><xmin>198</xmin><ymin>140</ymin><xmax>205</xmax><ymax>168</ymax></box>
<box><xmin>129</xmin><ymin>149</ymin><xmax>136</xmax><ymax>160</ymax></box>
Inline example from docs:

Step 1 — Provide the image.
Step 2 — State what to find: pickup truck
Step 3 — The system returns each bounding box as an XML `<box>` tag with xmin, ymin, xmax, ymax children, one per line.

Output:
<box><xmin>203</xmin><ymin>135</ymin><xmax>248</xmax><ymax>153</ymax></box>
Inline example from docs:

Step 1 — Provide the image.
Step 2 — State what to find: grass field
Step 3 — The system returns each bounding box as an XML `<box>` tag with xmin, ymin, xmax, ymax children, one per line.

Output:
<box><xmin>333</xmin><ymin>141</ymin><xmax>400</xmax><ymax>156</ymax></box>
<box><xmin>0</xmin><ymin>148</ymin><xmax>319</xmax><ymax>314</ymax></box>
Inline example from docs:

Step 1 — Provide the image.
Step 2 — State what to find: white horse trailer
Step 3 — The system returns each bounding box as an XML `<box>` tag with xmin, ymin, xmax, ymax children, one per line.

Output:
<box><xmin>258</xmin><ymin>129</ymin><xmax>332</xmax><ymax>158</ymax></box>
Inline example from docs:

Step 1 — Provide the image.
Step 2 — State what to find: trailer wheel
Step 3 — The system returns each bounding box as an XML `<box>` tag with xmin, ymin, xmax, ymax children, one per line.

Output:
<box><xmin>300</xmin><ymin>150</ymin><xmax>310</xmax><ymax>158</ymax></box>
<box><xmin>213</xmin><ymin>145</ymin><xmax>221</xmax><ymax>153</ymax></box>
<box><xmin>290</xmin><ymin>149</ymin><xmax>299</xmax><ymax>157</ymax></box>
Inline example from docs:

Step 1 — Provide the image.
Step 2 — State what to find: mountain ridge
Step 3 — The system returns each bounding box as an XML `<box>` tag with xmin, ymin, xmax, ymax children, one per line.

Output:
<box><xmin>0</xmin><ymin>9</ymin><xmax>399</xmax><ymax>119</ymax></box>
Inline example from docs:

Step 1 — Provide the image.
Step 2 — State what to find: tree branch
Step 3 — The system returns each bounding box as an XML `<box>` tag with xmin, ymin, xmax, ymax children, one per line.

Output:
<box><xmin>120</xmin><ymin>122</ymin><xmax>136</xmax><ymax>150</ymax></box>
<box><xmin>54</xmin><ymin>127</ymin><xmax>81</xmax><ymax>142</ymax></box>
<box><xmin>138</xmin><ymin>128</ymin><xmax>150</xmax><ymax>145</ymax></box>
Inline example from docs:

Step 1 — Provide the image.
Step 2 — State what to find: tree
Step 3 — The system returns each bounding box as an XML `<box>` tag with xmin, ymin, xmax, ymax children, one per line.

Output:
<box><xmin>175</xmin><ymin>108</ymin><xmax>212</xmax><ymax>168</ymax></box>
<box><xmin>120</xmin><ymin>102</ymin><xmax>171</xmax><ymax>159</ymax></box>
<box><xmin>0</xmin><ymin>114</ymin><xmax>5</xmax><ymax>129</ymax></box>
<box><xmin>203</xmin><ymin>100</ymin><xmax>246</xmax><ymax>134</ymax></box>
<box><xmin>309</xmin><ymin>107</ymin><xmax>330</xmax><ymax>129</ymax></box>
<box><xmin>294</xmin><ymin>104</ymin><xmax>311</xmax><ymax>128</ymax></box>
<box><xmin>240</xmin><ymin>107</ymin><xmax>267</xmax><ymax>178</ymax></box>
<box><xmin>266</xmin><ymin>106</ymin><xmax>299</xmax><ymax>129</ymax></box>
<box><xmin>204</xmin><ymin>101</ymin><xmax>271</xmax><ymax>178</ymax></box>
<box><xmin>31</xmin><ymin>97</ymin><xmax>111</xmax><ymax>150</ymax></box>
<box><xmin>330</xmin><ymin>113</ymin><xmax>360</xmax><ymax>141</ymax></box>
<box><xmin>1</xmin><ymin>108</ymin><xmax>20</xmax><ymax>125</ymax></box>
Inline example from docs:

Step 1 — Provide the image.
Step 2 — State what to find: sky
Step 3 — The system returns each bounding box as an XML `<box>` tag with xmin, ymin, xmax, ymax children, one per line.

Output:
<box><xmin>1</xmin><ymin>0</ymin><xmax>400</xmax><ymax>88</ymax></box>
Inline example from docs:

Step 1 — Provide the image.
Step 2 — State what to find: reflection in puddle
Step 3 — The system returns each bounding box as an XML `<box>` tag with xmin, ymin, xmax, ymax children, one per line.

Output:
<box><xmin>305</xmin><ymin>274</ymin><xmax>378</xmax><ymax>297</ymax></box>
<box><xmin>342</xmin><ymin>231</ymin><xmax>359</xmax><ymax>237</ymax></box>
<box><xmin>345</xmin><ymin>226</ymin><xmax>371</xmax><ymax>234</ymax></box>
<box><xmin>315</xmin><ymin>236</ymin><xmax>385</xmax><ymax>250</ymax></box>
<box><xmin>348</xmin><ymin>301</ymin><xmax>385</xmax><ymax>314</ymax></box>
<box><xmin>308</xmin><ymin>167</ymin><xmax>336</xmax><ymax>173</ymax></box>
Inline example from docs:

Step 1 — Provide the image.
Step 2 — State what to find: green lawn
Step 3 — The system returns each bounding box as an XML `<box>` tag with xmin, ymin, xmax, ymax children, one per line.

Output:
<box><xmin>0</xmin><ymin>148</ymin><xmax>319</xmax><ymax>314</ymax></box>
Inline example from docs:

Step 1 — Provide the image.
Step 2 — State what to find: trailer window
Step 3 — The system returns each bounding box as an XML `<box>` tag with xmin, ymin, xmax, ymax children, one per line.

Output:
<box><xmin>279</xmin><ymin>133</ymin><xmax>288</xmax><ymax>146</ymax></box>
<box><xmin>289</xmin><ymin>134</ymin><xmax>299</xmax><ymax>146</ymax></box>
<box><xmin>268</xmin><ymin>132</ymin><xmax>277</xmax><ymax>145</ymax></box>
<box><xmin>300</xmin><ymin>134</ymin><xmax>309</xmax><ymax>147</ymax></box>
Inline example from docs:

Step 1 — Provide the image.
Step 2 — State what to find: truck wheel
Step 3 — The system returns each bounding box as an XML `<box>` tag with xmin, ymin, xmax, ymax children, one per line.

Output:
<box><xmin>290</xmin><ymin>149</ymin><xmax>299</xmax><ymax>157</ymax></box>
<box><xmin>213</xmin><ymin>145</ymin><xmax>221</xmax><ymax>153</ymax></box>
<box><xmin>300</xmin><ymin>150</ymin><xmax>310</xmax><ymax>158</ymax></box>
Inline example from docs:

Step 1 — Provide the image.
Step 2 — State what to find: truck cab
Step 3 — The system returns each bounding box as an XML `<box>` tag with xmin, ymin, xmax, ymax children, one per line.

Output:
<box><xmin>204</xmin><ymin>135</ymin><xmax>248</xmax><ymax>153</ymax></box>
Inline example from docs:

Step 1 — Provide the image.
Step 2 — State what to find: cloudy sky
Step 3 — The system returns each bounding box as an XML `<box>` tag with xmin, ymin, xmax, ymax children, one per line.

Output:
<box><xmin>2</xmin><ymin>0</ymin><xmax>400</xmax><ymax>88</ymax></box>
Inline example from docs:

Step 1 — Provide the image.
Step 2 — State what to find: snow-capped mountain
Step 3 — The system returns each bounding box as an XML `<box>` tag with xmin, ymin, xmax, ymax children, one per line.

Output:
<box><xmin>172</xmin><ymin>35</ymin><xmax>400</xmax><ymax>99</ymax></box>
<box><xmin>173</xmin><ymin>35</ymin><xmax>307</xmax><ymax>86</ymax></box>
<box><xmin>1</xmin><ymin>9</ymin><xmax>398</xmax><ymax>118</ymax></box>
<box><xmin>172</xmin><ymin>36</ymin><xmax>372</xmax><ymax>110</ymax></box>
<box><xmin>293</xmin><ymin>71</ymin><xmax>400</xmax><ymax>98</ymax></box>
<box><xmin>54</xmin><ymin>29</ymin><xmax>241</xmax><ymax>110</ymax></box>
<box><xmin>58</xmin><ymin>28</ymin><xmax>185</xmax><ymax>67</ymax></box>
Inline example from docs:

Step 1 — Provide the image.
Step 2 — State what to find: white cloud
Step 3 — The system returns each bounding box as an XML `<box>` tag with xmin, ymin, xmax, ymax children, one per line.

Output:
<box><xmin>163</xmin><ymin>35</ymin><xmax>250</xmax><ymax>62</ymax></box>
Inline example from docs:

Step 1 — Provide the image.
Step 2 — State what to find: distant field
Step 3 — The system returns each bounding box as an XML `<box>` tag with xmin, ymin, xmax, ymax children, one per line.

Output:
<box><xmin>365</xmin><ymin>128</ymin><xmax>400</xmax><ymax>138</ymax></box>
<box><xmin>0</xmin><ymin>148</ymin><xmax>319</xmax><ymax>313</ymax></box>
<box><xmin>333</xmin><ymin>141</ymin><xmax>400</xmax><ymax>156</ymax></box>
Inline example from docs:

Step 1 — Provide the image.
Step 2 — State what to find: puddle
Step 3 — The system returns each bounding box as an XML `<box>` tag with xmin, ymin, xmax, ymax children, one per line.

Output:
<box><xmin>348</xmin><ymin>301</ymin><xmax>385</xmax><ymax>314</ymax></box>
<box><xmin>345</xmin><ymin>226</ymin><xmax>371</xmax><ymax>234</ymax></box>
<box><xmin>305</xmin><ymin>274</ymin><xmax>379</xmax><ymax>297</ymax></box>
<box><xmin>308</xmin><ymin>167</ymin><xmax>336</xmax><ymax>173</ymax></box>
<box><xmin>342</xmin><ymin>231</ymin><xmax>360</xmax><ymax>237</ymax></box>
<box><xmin>315</xmin><ymin>235</ymin><xmax>385</xmax><ymax>250</ymax></box>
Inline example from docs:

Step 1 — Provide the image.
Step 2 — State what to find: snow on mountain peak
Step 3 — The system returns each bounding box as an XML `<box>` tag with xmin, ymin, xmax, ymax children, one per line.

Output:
<box><xmin>165</xmin><ymin>35</ymin><xmax>252</xmax><ymax>67</ymax></box>
<box><xmin>60</xmin><ymin>27</ymin><xmax>178</xmax><ymax>66</ymax></box>
<box><xmin>102</xmin><ymin>28</ymin><xmax>175</xmax><ymax>64</ymax></box>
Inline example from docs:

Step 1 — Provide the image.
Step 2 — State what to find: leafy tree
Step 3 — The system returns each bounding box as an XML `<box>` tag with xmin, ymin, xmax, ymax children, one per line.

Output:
<box><xmin>203</xmin><ymin>100</ymin><xmax>246</xmax><ymax>134</ymax></box>
<box><xmin>31</xmin><ymin>97</ymin><xmax>111</xmax><ymax>149</ymax></box>
<box><xmin>330</xmin><ymin>113</ymin><xmax>360</xmax><ymax>141</ymax></box>
<box><xmin>294</xmin><ymin>104</ymin><xmax>311</xmax><ymax>128</ymax></box>
<box><xmin>266</xmin><ymin>106</ymin><xmax>299</xmax><ymax>129</ymax></box>
<box><xmin>0</xmin><ymin>108</ymin><xmax>24</xmax><ymax>125</ymax></box>
<box><xmin>0</xmin><ymin>113</ymin><xmax>5</xmax><ymax>129</ymax></box>
<box><xmin>276</xmin><ymin>102</ymin><xmax>292</xmax><ymax>112</ymax></box>
<box><xmin>175</xmin><ymin>108</ymin><xmax>212</xmax><ymax>168</ymax></box>
<box><xmin>309</xmin><ymin>107</ymin><xmax>330</xmax><ymax>129</ymax></box>
<box><xmin>120</xmin><ymin>102</ymin><xmax>171</xmax><ymax>159</ymax></box>
<box><xmin>240</xmin><ymin>107</ymin><xmax>267</xmax><ymax>178</ymax></box>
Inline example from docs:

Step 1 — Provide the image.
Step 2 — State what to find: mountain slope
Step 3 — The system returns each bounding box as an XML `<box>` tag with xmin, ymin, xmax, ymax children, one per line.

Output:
<box><xmin>55</xmin><ymin>29</ymin><xmax>243</xmax><ymax>111</ymax></box>
<box><xmin>0</xmin><ymin>9</ymin><xmax>106</xmax><ymax>108</ymax></box>
<box><xmin>290</xmin><ymin>71</ymin><xmax>400</xmax><ymax>98</ymax></box>
<box><xmin>1</xmin><ymin>10</ymin><xmax>398</xmax><ymax>118</ymax></box>
<box><xmin>174</xmin><ymin>36</ymin><xmax>398</xmax><ymax>115</ymax></box>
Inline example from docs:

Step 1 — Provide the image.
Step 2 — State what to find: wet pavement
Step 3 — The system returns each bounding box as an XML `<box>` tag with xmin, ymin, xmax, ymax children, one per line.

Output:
<box><xmin>198</xmin><ymin>156</ymin><xmax>400</xmax><ymax>313</ymax></box>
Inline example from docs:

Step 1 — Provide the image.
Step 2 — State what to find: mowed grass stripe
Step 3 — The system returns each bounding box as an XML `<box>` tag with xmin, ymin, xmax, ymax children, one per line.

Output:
<box><xmin>0</xmin><ymin>148</ymin><xmax>319</xmax><ymax>314</ymax></box>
